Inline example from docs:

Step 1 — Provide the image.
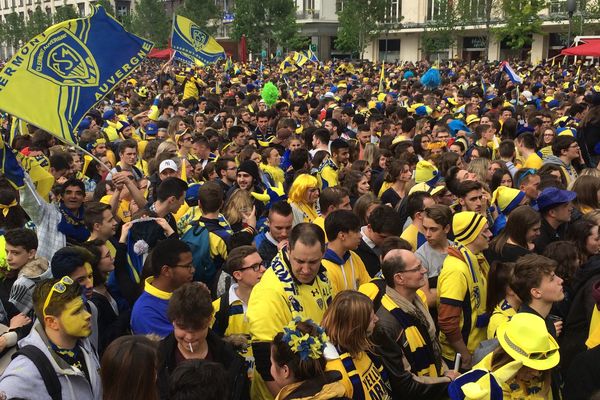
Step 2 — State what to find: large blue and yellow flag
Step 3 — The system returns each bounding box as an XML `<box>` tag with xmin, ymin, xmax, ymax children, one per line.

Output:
<box><xmin>171</xmin><ymin>15</ymin><xmax>226</xmax><ymax>65</ymax></box>
<box><xmin>0</xmin><ymin>6</ymin><xmax>153</xmax><ymax>146</ymax></box>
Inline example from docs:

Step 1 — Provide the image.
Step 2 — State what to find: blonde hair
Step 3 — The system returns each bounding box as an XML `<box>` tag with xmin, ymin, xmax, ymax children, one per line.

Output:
<box><xmin>467</xmin><ymin>158</ymin><xmax>490</xmax><ymax>184</ymax></box>
<box><xmin>288</xmin><ymin>174</ymin><xmax>318</xmax><ymax>204</ymax></box>
<box><xmin>156</xmin><ymin>141</ymin><xmax>178</xmax><ymax>157</ymax></box>
<box><xmin>223</xmin><ymin>189</ymin><xmax>254</xmax><ymax>225</ymax></box>
<box><xmin>321</xmin><ymin>291</ymin><xmax>374</xmax><ymax>358</ymax></box>
<box><xmin>363</xmin><ymin>143</ymin><xmax>379</xmax><ymax>166</ymax></box>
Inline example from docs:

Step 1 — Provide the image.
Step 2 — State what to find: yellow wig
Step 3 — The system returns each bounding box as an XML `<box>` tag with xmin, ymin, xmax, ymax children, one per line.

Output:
<box><xmin>288</xmin><ymin>174</ymin><xmax>318</xmax><ymax>204</ymax></box>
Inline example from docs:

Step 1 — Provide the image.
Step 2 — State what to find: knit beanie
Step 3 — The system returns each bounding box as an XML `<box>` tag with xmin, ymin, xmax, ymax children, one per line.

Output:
<box><xmin>453</xmin><ymin>211</ymin><xmax>488</xmax><ymax>245</ymax></box>
<box><xmin>491</xmin><ymin>186</ymin><xmax>525</xmax><ymax>216</ymax></box>
<box><xmin>237</xmin><ymin>160</ymin><xmax>260</xmax><ymax>184</ymax></box>
<box><xmin>415</xmin><ymin>160</ymin><xmax>440</xmax><ymax>186</ymax></box>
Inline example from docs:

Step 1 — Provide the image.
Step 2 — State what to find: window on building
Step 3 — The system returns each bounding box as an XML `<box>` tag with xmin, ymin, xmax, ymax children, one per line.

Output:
<box><xmin>116</xmin><ymin>3</ymin><xmax>128</xmax><ymax>17</ymax></box>
<box><xmin>379</xmin><ymin>38</ymin><xmax>400</xmax><ymax>62</ymax></box>
<box><xmin>385</xmin><ymin>0</ymin><xmax>401</xmax><ymax>23</ymax></box>
<box><xmin>336</xmin><ymin>0</ymin><xmax>342</xmax><ymax>12</ymax></box>
<box><xmin>303</xmin><ymin>0</ymin><xmax>315</xmax><ymax>13</ymax></box>
<box><xmin>18</xmin><ymin>0</ymin><xmax>22</xmax><ymax>6</ymax></box>
<box><xmin>549</xmin><ymin>0</ymin><xmax>585</xmax><ymax>13</ymax></box>
<box><xmin>426</xmin><ymin>0</ymin><xmax>445</xmax><ymax>21</ymax></box>
<box><xmin>77</xmin><ymin>2</ymin><xmax>84</xmax><ymax>15</ymax></box>
<box><xmin>463</xmin><ymin>0</ymin><xmax>486</xmax><ymax>20</ymax></box>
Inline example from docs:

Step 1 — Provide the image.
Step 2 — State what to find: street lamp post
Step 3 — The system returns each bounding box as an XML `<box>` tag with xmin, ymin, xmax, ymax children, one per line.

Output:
<box><xmin>567</xmin><ymin>0</ymin><xmax>577</xmax><ymax>48</ymax></box>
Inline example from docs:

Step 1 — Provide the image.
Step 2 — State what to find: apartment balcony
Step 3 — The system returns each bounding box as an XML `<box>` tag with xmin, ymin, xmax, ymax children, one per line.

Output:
<box><xmin>296</xmin><ymin>9</ymin><xmax>319</xmax><ymax>20</ymax></box>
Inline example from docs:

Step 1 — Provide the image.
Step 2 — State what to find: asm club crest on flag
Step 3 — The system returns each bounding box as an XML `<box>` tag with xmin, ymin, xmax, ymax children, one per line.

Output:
<box><xmin>171</xmin><ymin>15</ymin><xmax>226</xmax><ymax>65</ymax></box>
<box><xmin>0</xmin><ymin>6</ymin><xmax>153</xmax><ymax>146</ymax></box>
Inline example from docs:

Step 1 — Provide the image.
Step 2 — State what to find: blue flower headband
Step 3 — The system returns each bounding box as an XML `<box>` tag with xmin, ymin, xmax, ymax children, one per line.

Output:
<box><xmin>281</xmin><ymin>318</ymin><xmax>328</xmax><ymax>361</ymax></box>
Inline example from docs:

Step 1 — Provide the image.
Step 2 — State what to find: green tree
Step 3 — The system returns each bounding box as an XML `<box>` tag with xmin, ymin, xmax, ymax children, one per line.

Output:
<box><xmin>420</xmin><ymin>0</ymin><xmax>464</xmax><ymax>59</ymax></box>
<box><xmin>494</xmin><ymin>0</ymin><xmax>545</xmax><ymax>53</ymax></box>
<box><xmin>5</xmin><ymin>10</ymin><xmax>26</xmax><ymax>49</ymax></box>
<box><xmin>96</xmin><ymin>0</ymin><xmax>115</xmax><ymax>16</ymax></box>
<box><xmin>53</xmin><ymin>3</ymin><xmax>79</xmax><ymax>24</ymax></box>
<box><xmin>232</xmin><ymin>0</ymin><xmax>305</xmax><ymax>57</ymax></box>
<box><xmin>335</xmin><ymin>0</ymin><xmax>387</xmax><ymax>59</ymax></box>
<box><xmin>130</xmin><ymin>0</ymin><xmax>170</xmax><ymax>47</ymax></box>
<box><xmin>25</xmin><ymin>2</ymin><xmax>53</xmax><ymax>39</ymax></box>
<box><xmin>177</xmin><ymin>0</ymin><xmax>220</xmax><ymax>35</ymax></box>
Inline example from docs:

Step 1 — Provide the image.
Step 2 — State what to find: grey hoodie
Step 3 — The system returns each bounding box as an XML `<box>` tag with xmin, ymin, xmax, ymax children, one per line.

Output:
<box><xmin>0</xmin><ymin>320</ymin><xmax>102</xmax><ymax>400</ymax></box>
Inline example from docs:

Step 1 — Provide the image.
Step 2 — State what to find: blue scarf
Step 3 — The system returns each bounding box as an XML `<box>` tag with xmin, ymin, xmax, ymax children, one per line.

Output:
<box><xmin>57</xmin><ymin>203</ymin><xmax>90</xmax><ymax>244</ymax></box>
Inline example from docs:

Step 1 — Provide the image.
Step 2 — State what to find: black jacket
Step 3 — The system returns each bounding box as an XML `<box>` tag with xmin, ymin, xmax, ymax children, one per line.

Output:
<box><xmin>156</xmin><ymin>330</ymin><xmax>250</xmax><ymax>400</ymax></box>
<box><xmin>560</xmin><ymin>255</ymin><xmax>600</xmax><ymax>370</ymax></box>
<box><xmin>355</xmin><ymin>239</ymin><xmax>380</xmax><ymax>277</ymax></box>
<box><xmin>563</xmin><ymin>345</ymin><xmax>600</xmax><ymax>400</ymax></box>
<box><xmin>372</xmin><ymin>304</ymin><xmax>449</xmax><ymax>400</ymax></box>
<box><xmin>90</xmin><ymin>290</ymin><xmax>130</xmax><ymax>356</ymax></box>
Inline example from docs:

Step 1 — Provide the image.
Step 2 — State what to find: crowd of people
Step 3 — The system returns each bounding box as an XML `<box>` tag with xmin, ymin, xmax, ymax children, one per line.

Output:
<box><xmin>0</xmin><ymin>55</ymin><xmax>597</xmax><ymax>399</ymax></box>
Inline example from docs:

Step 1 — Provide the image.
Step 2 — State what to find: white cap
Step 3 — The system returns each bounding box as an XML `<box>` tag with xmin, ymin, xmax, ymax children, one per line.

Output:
<box><xmin>521</xmin><ymin>90</ymin><xmax>533</xmax><ymax>102</ymax></box>
<box><xmin>159</xmin><ymin>159</ymin><xmax>178</xmax><ymax>174</ymax></box>
<box><xmin>324</xmin><ymin>91</ymin><xmax>335</xmax><ymax>99</ymax></box>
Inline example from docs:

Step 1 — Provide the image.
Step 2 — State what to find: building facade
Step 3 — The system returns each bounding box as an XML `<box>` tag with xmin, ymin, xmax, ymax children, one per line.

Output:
<box><xmin>293</xmin><ymin>0</ymin><xmax>597</xmax><ymax>63</ymax></box>
<box><xmin>0</xmin><ymin>0</ymin><xmax>131</xmax><ymax>59</ymax></box>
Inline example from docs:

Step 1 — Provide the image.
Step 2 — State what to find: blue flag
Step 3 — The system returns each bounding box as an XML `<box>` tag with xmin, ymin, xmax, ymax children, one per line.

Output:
<box><xmin>0</xmin><ymin>6</ymin><xmax>153</xmax><ymax>146</ymax></box>
<box><xmin>171</xmin><ymin>15</ymin><xmax>226</xmax><ymax>64</ymax></box>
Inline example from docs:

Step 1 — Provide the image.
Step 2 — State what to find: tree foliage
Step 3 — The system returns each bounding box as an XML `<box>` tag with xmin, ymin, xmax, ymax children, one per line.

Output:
<box><xmin>232</xmin><ymin>0</ymin><xmax>305</xmax><ymax>56</ymax></box>
<box><xmin>53</xmin><ymin>3</ymin><xmax>79</xmax><ymax>24</ymax></box>
<box><xmin>335</xmin><ymin>0</ymin><xmax>387</xmax><ymax>58</ymax></box>
<box><xmin>494</xmin><ymin>0</ymin><xmax>545</xmax><ymax>50</ymax></box>
<box><xmin>130</xmin><ymin>0</ymin><xmax>170</xmax><ymax>47</ymax></box>
<box><xmin>4</xmin><ymin>10</ymin><xmax>26</xmax><ymax>49</ymax></box>
<box><xmin>25</xmin><ymin>2</ymin><xmax>52</xmax><ymax>39</ymax></box>
<box><xmin>177</xmin><ymin>0</ymin><xmax>221</xmax><ymax>35</ymax></box>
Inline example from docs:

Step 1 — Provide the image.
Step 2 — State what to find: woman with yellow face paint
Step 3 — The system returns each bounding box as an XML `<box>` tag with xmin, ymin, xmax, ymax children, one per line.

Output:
<box><xmin>0</xmin><ymin>278</ymin><xmax>102</xmax><ymax>400</ymax></box>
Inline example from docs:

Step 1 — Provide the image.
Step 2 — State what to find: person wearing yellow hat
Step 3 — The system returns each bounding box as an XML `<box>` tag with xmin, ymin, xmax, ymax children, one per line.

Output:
<box><xmin>438</xmin><ymin>211</ymin><xmax>492</xmax><ymax>371</ymax></box>
<box><xmin>488</xmin><ymin>186</ymin><xmax>527</xmax><ymax>236</ymax></box>
<box><xmin>449</xmin><ymin>313</ymin><xmax>560</xmax><ymax>400</ymax></box>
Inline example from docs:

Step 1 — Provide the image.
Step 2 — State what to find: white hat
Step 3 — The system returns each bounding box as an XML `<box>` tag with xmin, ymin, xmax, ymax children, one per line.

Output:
<box><xmin>324</xmin><ymin>91</ymin><xmax>335</xmax><ymax>99</ymax></box>
<box><xmin>159</xmin><ymin>159</ymin><xmax>178</xmax><ymax>174</ymax></box>
<box><xmin>521</xmin><ymin>90</ymin><xmax>533</xmax><ymax>102</ymax></box>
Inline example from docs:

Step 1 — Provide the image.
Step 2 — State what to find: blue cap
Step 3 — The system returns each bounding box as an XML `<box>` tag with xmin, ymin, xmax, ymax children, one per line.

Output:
<box><xmin>146</xmin><ymin>122</ymin><xmax>158</xmax><ymax>136</ymax></box>
<box><xmin>536</xmin><ymin>187</ymin><xmax>576</xmax><ymax>212</ymax></box>
<box><xmin>102</xmin><ymin>109</ymin><xmax>115</xmax><ymax>120</ymax></box>
<box><xmin>78</xmin><ymin>117</ymin><xmax>91</xmax><ymax>131</ymax></box>
<box><xmin>548</xmin><ymin>99</ymin><xmax>560</xmax><ymax>109</ymax></box>
<box><xmin>185</xmin><ymin>183</ymin><xmax>202</xmax><ymax>206</ymax></box>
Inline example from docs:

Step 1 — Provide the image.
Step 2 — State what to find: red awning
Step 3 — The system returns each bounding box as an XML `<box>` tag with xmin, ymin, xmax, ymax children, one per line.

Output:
<box><xmin>561</xmin><ymin>39</ymin><xmax>600</xmax><ymax>57</ymax></box>
<box><xmin>148</xmin><ymin>48</ymin><xmax>175</xmax><ymax>59</ymax></box>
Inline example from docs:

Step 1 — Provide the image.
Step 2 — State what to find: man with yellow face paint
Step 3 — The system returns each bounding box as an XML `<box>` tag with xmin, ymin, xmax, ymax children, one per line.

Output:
<box><xmin>50</xmin><ymin>246</ymin><xmax>99</xmax><ymax>351</ymax></box>
<box><xmin>0</xmin><ymin>278</ymin><xmax>102</xmax><ymax>399</ymax></box>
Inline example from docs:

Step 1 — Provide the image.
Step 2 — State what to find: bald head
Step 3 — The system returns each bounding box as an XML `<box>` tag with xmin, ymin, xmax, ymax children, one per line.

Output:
<box><xmin>381</xmin><ymin>249</ymin><xmax>424</xmax><ymax>288</ymax></box>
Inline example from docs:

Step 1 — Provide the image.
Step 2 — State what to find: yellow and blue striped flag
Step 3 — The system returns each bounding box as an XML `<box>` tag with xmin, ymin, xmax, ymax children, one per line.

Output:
<box><xmin>305</xmin><ymin>49</ymin><xmax>319</xmax><ymax>63</ymax></box>
<box><xmin>0</xmin><ymin>6</ymin><xmax>153</xmax><ymax>146</ymax></box>
<box><xmin>280</xmin><ymin>57</ymin><xmax>297</xmax><ymax>74</ymax></box>
<box><xmin>292</xmin><ymin>51</ymin><xmax>309</xmax><ymax>67</ymax></box>
<box><xmin>9</xmin><ymin>116</ymin><xmax>27</xmax><ymax>147</ymax></box>
<box><xmin>224</xmin><ymin>57</ymin><xmax>233</xmax><ymax>72</ymax></box>
<box><xmin>171</xmin><ymin>15</ymin><xmax>226</xmax><ymax>65</ymax></box>
<box><xmin>0</xmin><ymin>135</ymin><xmax>24</xmax><ymax>189</ymax></box>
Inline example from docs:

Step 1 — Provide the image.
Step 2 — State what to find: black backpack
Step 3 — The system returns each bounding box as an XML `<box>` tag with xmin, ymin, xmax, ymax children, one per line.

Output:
<box><xmin>12</xmin><ymin>345</ymin><xmax>61</xmax><ymax>400</ymax></box>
